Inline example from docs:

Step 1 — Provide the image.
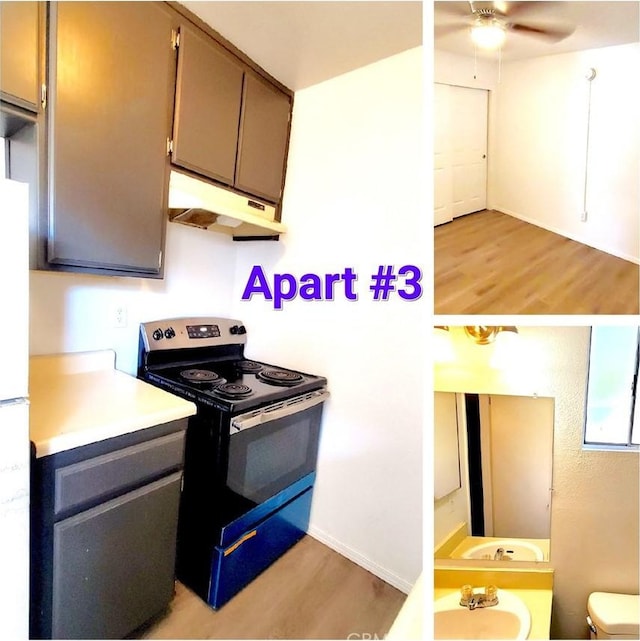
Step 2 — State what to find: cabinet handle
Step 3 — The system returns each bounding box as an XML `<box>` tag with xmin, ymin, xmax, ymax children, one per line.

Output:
<box><xmin>224</xmin><ymin>530</ymin><xmax>257</xmax><ymax>556</ymax></box>
<box><xmin>171</xmin><ymin>28</ymin><xmax>180</xmax><ymax>50</ymax></box>
<box><xmin>41</xmin><ymin>84</ymin><xmax>47</xmax><ymax>110</ymax></box>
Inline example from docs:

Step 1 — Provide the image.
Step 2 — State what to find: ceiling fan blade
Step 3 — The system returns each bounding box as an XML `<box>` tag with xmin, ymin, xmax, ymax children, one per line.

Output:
<box><xmin>495</xmin><ymin>2</ymin><xmax>558</xmax><ymax>19</ymax></box>
<box><xmin>435</xmin><ymin>23</ymin><xmax>470</xmax><ymax>38</ymax></box>
<box><xmin>509</xmin><ymin>21</ymin><xmax>575</xmax><ymax>42</ymax></box>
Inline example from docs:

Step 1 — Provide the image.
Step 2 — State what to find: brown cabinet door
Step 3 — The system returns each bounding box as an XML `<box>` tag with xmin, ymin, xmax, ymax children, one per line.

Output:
<box><xmin>0</xmin><ymin>1</ymin><xmax>40</xmax><ymax>110</ymax></box>
<box><xmin>235</xmin><ymin>73</ymin><xmax>291</xmax><ymax>203</ymax></box>
<box><xmin>172</xmin><ymin>23</ymin><xmax>244</xmax><ymax>186</ymax></box>
<box><xmin>47</xmin><ymin>2</ymin><xmax>174</xmax><ymax>275</ymax></box>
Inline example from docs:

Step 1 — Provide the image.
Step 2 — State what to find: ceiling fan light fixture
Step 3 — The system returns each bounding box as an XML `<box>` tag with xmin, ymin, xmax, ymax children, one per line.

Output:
<box><xmin>470</xmin><ymin>19</ymin><xmax>506</xmax><ymax>49</ymax></box>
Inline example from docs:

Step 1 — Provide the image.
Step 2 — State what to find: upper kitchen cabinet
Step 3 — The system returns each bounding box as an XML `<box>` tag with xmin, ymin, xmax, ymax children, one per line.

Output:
<box><xmin>235</xmin><ymin>72</ymin><xmax>291</xmax><ymax>203</ymax></box>
<box><xmin>0</xmin><ymin>1</ymin><xmax>41</xmax><ymax>112</ymax></box>
<box><xmin>45</xmin><ymin>2</ymin><xmax>175</xmax><ymax>277</ymax></box>
<box><xmin>171</xmin><ymin>21</ymin><xmax>292</xmax><ymax>205</ymax></box>
<box><xmin>172</xmin><ymin>23</ymin><xmax>243</xmax><ymax>187</ymax></box>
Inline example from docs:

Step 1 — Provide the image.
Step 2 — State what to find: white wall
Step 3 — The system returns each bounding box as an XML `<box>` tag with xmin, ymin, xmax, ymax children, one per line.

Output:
<box><xmin>231</xmin><ymin>47</ymin><xmax>425</xmax><ymax>592</ymax></box>
<box><xmin>435</xmin><ymin>327</ymin><xmax>640</xmax><ymax>640</ymax></box>
<box><xmin>29</xmin><ymin>221</ymin><xmax>237</xmax><ymax>373</ymax></box>
<box><xmin>490</xmin><ymin>43</ymin><xmax>640</xmax><ymax>263</ymax></box>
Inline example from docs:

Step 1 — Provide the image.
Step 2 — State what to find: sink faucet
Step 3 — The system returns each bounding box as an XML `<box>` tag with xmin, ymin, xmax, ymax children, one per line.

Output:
<box><xmin>494</xmin><ymin>547</ymin><xmax>505</xmax><ymax>560</ymax></box>
<box><xmin>459</xmin><ymin>585</ymin><xmax>499</xmax><ymax>610</ymax></box>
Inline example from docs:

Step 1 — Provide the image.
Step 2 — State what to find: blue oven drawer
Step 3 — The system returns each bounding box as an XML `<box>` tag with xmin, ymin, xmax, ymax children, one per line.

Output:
<box><xmin>208</xmin><ymin>486</ymin><xmax>312</xmax><ymax>609</ymax></box>
<box><xmin>219</xmin><ymin>472</ymin><xmax>314</xmax><ymax>547</ymax></box>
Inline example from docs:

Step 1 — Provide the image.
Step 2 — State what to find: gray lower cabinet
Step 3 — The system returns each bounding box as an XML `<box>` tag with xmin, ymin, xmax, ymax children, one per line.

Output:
<box><xmin>52</xmin><ymin>473</ymin><xmax>182</xmax><ymax>639</ymax></box>
<box><xmin>30</xmin><ymin>419</ymin><xmax>187</xmax><ymax>639</ymax></box>
<box><xmin>45</xmin><ymin>1</ymin><xmax>175</xmax><ymax>276</ymax></box>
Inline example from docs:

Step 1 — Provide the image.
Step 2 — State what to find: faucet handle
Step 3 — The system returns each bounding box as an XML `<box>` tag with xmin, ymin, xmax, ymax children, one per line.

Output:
<box><xmin>484</xmin><ymin>584</ymin><xmax>499</xmax><ymax>606</ymax></box>
<box><xmin>459</xmin><ymin>584</ymin><xmax>474</xmax><ymax>606</ymax></box>
<box><xmin>460</xmin><ymin>584</ymin><xmax>473</xmax><ymax>601</ymax></box>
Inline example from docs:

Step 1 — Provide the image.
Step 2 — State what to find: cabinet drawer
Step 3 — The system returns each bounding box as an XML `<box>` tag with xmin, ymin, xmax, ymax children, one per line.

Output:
<box><xmin>54</xmin><ymin>431</ymin><xmax>185</xmax><ymax>515</ymax></box>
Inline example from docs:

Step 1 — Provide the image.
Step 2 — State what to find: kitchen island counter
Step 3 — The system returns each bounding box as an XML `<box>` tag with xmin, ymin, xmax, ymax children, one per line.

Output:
<box><xmin>30</xmin><ymin>350</ymin><xmax>196</xmax><ymax>457</ymax></box>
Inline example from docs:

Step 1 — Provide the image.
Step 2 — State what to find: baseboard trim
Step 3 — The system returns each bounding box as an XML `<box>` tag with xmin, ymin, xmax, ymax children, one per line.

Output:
<box><xmin>492</xmin><ymin>207</ymin><xmax>640</xmax><ymax>265</ymax></box>
<box><xmin>307</xmin><ymin>525</ymin><xmax>414</xmax><ymax>595</ymax></box>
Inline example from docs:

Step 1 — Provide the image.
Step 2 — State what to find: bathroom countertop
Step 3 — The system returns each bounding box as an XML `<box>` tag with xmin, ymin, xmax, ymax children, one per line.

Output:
<box><xmin>434</xmin><ymin>566</ymin><xmax>554</xmax><ymax>640</ymax></box>
<box><xmin>30</xmin><ymin>350</ymin><xmax>197</xmax><ymax>457</ymax></box>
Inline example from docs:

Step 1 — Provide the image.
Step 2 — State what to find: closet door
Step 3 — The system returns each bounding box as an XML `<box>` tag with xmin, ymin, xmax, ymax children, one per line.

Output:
<box><xmin>434</xmin><ymin>83</ymin><xmax>488</xmax><ymax>225</ymax></box>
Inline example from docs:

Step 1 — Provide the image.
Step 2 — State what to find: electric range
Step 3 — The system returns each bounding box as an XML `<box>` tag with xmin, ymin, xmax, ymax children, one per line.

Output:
<box><xmin>137</xmin><ymin>317</ymin><xmax>328</xmax><ymax>609</ymax></box>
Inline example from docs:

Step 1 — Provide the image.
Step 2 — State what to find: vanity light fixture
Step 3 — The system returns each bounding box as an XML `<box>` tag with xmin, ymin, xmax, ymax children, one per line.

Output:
<box><xmin>464</xmin><ymin>325</ymin><xmax>518</xmax><ymax>345</ymax></box>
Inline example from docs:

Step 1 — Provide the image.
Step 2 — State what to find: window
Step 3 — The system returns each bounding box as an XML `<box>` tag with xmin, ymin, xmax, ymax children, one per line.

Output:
<box><xmin>584</xmin><ymin>326</ymin><xmax>639</xmax><ymax>448</ymax></box>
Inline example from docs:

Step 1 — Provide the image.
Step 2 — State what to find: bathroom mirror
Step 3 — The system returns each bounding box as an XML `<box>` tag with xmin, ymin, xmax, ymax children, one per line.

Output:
<box><xmin>434</xmin><ymin>392</ymin><xmax>554</xmax><ymax>564</ymax></box>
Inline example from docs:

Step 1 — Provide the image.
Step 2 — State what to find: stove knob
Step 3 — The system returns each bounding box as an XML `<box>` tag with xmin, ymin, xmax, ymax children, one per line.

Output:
<box><xmin>152</xmin><ymin>328</ymin><xmax>164</xmax><ymax>341</ymax></box>
<box><xmin>237</xmin><ymin>325</ymin><xmax>247</xmax><ymax>335</ymax></box>
<box><xmin>229</xmin><ymin>325</ymin><xmax>239</xmax><ymax>335</ymax></box>
<box><xmin>164</xmin><ymin>327</ymin><xmax>176</xmax><ymax>339</ymax></box>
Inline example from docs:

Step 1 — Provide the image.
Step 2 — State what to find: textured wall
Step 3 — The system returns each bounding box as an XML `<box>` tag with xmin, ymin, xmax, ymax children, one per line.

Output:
<box><xmin>435</xmin><ymin>326</ymin><xmax>639</xmax><ymax>639</ymax></box>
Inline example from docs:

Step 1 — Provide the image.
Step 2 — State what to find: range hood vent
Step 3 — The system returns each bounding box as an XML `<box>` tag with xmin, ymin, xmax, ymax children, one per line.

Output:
<box><xmin>168</xmin><ymin>170</ymin><xmax>286</xmax><ymax>239</ymax></box>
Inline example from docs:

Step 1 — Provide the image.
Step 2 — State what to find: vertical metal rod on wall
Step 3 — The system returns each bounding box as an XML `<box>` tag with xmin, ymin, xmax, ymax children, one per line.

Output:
<box><xmin>583</xmin><ymin>68</ymin><xmax>596</xmax><ymax>222</ymax></box>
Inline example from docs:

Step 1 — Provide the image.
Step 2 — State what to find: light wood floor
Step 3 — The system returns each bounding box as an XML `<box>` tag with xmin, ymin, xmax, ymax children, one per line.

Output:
<box><xmin>133</xmin><ymin>536</ymin><xmax>407</xmax><ymax>640</ymax></box>
<box><xmin>435</xmin><ymin>210</ymin><xmax>640</xmax><ymax>315</ymax></box>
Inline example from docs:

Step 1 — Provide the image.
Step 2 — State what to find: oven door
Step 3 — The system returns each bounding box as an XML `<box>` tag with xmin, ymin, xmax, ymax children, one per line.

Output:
<box><xmin>227</xmin><ymin>389</ymin><xmax>329</xmax><ymax>505</ymax></box>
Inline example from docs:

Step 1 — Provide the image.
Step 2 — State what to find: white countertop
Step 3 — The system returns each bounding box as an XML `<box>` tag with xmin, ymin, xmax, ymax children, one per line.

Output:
<box><xmin>29</xmin><ymin>350</ymin><xmax>197</xmax><ymax>457</ymax></box>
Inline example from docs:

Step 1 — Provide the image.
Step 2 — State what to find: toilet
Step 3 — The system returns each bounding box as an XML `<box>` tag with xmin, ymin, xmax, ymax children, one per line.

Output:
<box><xmin>587</xmin><ymin>592</ymin><xmax>640</xmax><ymax>639</ymax></box>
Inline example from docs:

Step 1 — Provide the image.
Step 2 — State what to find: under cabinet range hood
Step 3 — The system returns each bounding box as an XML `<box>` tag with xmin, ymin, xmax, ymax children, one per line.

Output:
<box><xmin>168</xmin><ymin>170</ymin><xmax>286</xmax><ymax>239</ymax></box>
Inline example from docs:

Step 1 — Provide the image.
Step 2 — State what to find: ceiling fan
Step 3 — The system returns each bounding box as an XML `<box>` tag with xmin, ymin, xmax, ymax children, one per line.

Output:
<box><xmin>436</xmin><ymin>1</ymin><xmax>575</xmax><ymax>50</ymax></box>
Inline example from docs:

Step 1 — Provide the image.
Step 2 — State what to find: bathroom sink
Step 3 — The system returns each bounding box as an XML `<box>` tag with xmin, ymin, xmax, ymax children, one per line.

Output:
<box><xmin>462</xmin><ymin>539</ymin><xmax>544</xmax><ymax>562</ymax></box>
<box><xmin>434</xmin><ymin>589</ymin><xmax>531</xmax><ymax>640</ymax></box>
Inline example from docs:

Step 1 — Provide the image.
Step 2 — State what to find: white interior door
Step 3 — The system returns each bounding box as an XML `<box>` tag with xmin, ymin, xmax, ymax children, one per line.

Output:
<box><xmin>487</xmin><ymin>395</ymin><xmax>554</xmax><ymax>539</ymax></box>
<box><xmin>434</xmin><ymin>83</ymin><xmax>488</xmax><ymax>225</ymax></box>
<box><xmin>434</xmin><ymin>83</ymin><xmax>453</xmax><ymax>225</ymax></box>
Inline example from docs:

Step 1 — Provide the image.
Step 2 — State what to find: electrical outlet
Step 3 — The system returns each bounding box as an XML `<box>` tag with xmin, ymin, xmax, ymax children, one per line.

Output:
<box><xmin>581</xmin><ymin>210</ymin><xmax>588</xmax><ymax>222</ymax></box>
<box><xmin>113</xmin><ymin>305</ymin><xmax>128</xmax><ymax>328</ymax></box>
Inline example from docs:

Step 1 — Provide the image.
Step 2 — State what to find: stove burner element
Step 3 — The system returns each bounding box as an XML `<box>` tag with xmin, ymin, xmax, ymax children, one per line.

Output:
<box><xmin>214</xmin><ymin>383</ymin><xmax>253</xmax><ymax>399</ymax></box>
<box><xmin>180</xmin><ymin>369</ymin><xmax>222</xmax><ymax>383</ymax></box>
<box><xmin>257</xmin><ymin>369</ymin><xmax>304</xmax><ymax>387</ymax></box>
<box><xmin>236</xmin><ymin>360</ymin><xmax>264</xmax><ymax>373</ymax></box>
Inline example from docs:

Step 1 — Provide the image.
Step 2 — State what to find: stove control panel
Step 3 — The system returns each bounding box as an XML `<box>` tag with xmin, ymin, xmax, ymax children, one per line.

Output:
<box><xmin>140</xmin><ymin>317</ymin><xmax>247</xmax><ymax>351</ymax></box>
<box><xmin>187</xmin><ymin>324</ymin><xmax>221</xmax><ymax>339</ymax></box>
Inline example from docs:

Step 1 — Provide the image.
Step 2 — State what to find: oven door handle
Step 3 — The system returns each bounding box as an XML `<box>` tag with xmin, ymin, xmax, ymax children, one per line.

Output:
<box><xmin>231</xmin><ymin>389</ymin><xmax>330</xmax><ymax>433</ymax></box>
